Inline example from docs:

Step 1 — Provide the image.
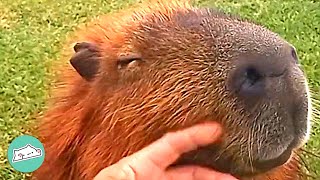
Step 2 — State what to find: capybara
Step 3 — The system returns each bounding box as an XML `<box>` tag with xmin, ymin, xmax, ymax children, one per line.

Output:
<box><xmin>33</xmin><ymin>0</ymin><xmax>312</xmax><ymax>179</ymax></box>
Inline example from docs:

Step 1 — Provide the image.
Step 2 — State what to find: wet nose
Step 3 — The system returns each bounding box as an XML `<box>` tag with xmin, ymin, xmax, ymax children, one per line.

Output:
<box><xmin>228</xmin><ymin>47</ymin><xmax>298</xmax><ymax>100</ymax></box>
<box><xmin>229</xmin><ymin>60</ymin><xmax>286</xmax><ymax>98</ymax></box>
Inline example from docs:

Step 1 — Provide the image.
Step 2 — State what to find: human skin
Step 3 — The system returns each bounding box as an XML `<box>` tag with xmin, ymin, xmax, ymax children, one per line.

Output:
<box><xmin>94</xmin><ymin>122</ymin><xmax>237</xmax><ymax>180</ymax></box>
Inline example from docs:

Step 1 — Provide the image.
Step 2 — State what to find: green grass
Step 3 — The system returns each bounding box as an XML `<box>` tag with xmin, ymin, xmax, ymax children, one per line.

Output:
<box><xmin>0</xmin><ymin>0</ymin><xmax>319</xmax><ymax>179</ymax></box>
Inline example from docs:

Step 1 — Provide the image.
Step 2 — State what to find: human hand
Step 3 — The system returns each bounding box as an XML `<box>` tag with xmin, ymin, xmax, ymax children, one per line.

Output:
<box><xmin>94</xmin><ymin>122</ymin><xmax>238</xmax><ymax>180</ymax></box>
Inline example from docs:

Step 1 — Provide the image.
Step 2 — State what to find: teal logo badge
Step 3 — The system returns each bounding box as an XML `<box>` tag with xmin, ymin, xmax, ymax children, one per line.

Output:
<box><xmin>7</xmin><ymin>135</ymin><xmax>45</xmax><ymax>173</ymax></box>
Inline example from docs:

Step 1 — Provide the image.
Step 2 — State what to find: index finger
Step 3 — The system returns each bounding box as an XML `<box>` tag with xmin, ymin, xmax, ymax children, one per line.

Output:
<box><xmin>125</xmin><ymin>122</ymin><xmax>222</xmax><ymax>170</ymax></box>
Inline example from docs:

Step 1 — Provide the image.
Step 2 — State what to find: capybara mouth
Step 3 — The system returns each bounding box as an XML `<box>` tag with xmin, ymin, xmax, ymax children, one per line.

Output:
<box><xmin>172</xmin><ymin>94</ymin><xmax>311</xmax><ymax>178</ymax></box>
<box><xmin>172</xmin><ymin>96</ymin><xmax>311</xmax><ymax>178</ymax></box>
<box><xmin>252</xmin><ymin>146</ymin><xmax>293</xmax><ymax>172</ymax></box>
<box><xmin>172</xmin><ymin>137</ymin><xmax>296</xmax><ymax>178</ymax></box>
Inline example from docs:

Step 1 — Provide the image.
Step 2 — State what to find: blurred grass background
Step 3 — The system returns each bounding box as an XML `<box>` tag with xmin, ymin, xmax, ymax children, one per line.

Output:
<box><xmin>0</xmin><ymin>0</ymin><xmax>319</xmax><ymax>179</ymax></box>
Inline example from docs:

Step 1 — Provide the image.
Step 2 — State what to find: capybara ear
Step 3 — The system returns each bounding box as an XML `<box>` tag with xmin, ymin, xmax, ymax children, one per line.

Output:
<box><xmin>70</xmin><ymin>42</ymin><xmax>100</xmax><ymax>81</ymax></box>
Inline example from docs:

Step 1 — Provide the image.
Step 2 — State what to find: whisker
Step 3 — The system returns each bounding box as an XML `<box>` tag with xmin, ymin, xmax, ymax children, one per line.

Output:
<box><xmin>309</xmin><ymin>87</ymin><xmax>319</xmax><ymax>93</ymax></box>
<box><xmin>300</xmin><ymin>148</ymin><xmax>320</xmax><ymax>159</ymax></box>
<box><xmin>296</xmin><ymin>151</ymin><xmax>311</xmax><ymax>174</ymax></box>
<box><xmin>311</xmin><ymin>105</ymin><xmax>320</xmax><ymax>113</ymax></box>
<box><xmin>312</xmin><ymin>103</ymin><xmax>320</xmax><ymax>109</ymax></box>
<box><xmin>296</xmin><ymin>153</ymin><xmax>319</xmax><ymax>179</ymax></box>
<box><xmin>310</xmin><ymin>90</ymin><xmax>319</xmax><ymax>96</ymax></box>
<box><xmin>302</xmin><ymin>172</ymin><xmax>318</xmax><ymax>180</ymax></box>
<box><xmin>214</xmin><ymin>136</ymin><xmax>237</xmax><ymax>161</ymax></box>
<box><xmin>311</xmin><ymin>116</ymin><xmax>320</xmax><ymax>125</ymax></box>
<box><xmin>311</xmin><ymin>98</ymin><xmax>320</xmax><ymax>105</ymax></box>
<box><xmin>313</xmin><ymin>111</ymin><xmax>320</xmax><ymax>118</ymax></box>
<box><xmin>248</xmin><ymin>128</ymin><xmax>254</xmax><ymax>173</ymax></box>
<box><xmin>311</xmin><ymin>102</ymin><xmax>320</xmax><ymax>109</ymax></box>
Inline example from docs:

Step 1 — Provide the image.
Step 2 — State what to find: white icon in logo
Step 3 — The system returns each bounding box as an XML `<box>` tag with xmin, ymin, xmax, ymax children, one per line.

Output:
<box><xmin>12</xmin><ymin>144</ymin><xmax>42</xmax><ymax>163</ymax></box>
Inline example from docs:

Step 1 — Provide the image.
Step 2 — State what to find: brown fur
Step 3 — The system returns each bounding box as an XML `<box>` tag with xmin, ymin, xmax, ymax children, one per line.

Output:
<box><xmin>33</xmin><ymin>1</ymin><xmax>308</xmax><ymax>180</ymax></box>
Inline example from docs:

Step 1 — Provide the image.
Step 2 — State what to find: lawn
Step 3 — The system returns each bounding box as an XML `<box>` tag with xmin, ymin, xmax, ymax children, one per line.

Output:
<box><xmin>0</xmin><ymin>0</ymin><xmax>319</xmax><ymax>179</ymax></box>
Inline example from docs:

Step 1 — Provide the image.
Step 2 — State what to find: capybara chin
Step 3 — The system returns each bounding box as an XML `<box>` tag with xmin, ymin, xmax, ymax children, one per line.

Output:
<box><xmin>33</xmin><ymin>0</ymin><xmax>312</xmax><ymax>180</ymax></box>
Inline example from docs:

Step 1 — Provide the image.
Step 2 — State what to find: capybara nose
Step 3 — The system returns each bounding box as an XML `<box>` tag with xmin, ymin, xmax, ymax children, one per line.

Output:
<box><xmin>228</xmin><ymin>58</ymin><xmax>287</xmax><ymax>99</ymax></box>
<box><xmin>229</xmin><ymin>47</ymin><xmax>299</xmax><ymax>100</ymax></box>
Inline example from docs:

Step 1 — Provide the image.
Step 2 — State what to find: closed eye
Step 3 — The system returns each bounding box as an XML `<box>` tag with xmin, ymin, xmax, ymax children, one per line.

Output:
<box><xmin>117</xmin><ymin>53</ymin><xmax>142</xmax><ymax>69</ymax></box>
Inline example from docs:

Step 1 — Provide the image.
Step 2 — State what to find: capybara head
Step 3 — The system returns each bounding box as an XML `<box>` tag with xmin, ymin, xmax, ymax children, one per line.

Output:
<box><xmin>35</xmin><ymin>1</ymin><xmax>312</xmax><ymax>179</ymax></box>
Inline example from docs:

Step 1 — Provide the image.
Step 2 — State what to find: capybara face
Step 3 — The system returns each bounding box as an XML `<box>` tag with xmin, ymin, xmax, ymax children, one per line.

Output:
<box><xmin>36</xmin><ymin>1</ymin><xmax>311</xmax><ymax>179</ymax></box>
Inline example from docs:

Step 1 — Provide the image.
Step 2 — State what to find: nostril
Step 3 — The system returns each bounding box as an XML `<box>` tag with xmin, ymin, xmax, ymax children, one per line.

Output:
<box><xmin>236</xmin><ymin>67</ymin><xmax>265</xmax><ymax>97</ymax></box>
<box><xmin>228</xmin><ymin>64</ymin><xmax>268</xmax><ymax>99</ymax></box>
<box><xmin>244</xmin><ymin>67</ymin><xmax>263</xmax><ymax>86</ymax></box>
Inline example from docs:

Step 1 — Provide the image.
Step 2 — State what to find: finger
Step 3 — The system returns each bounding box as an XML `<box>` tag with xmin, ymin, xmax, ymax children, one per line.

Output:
<box><xmin>166</xmin><ymin>166</ymin><xmax>238</xmax><ymax>180</ymax></box>
<box><xmin>94</xmin><ymin>122</ymin><xmax>222</xmax><ymax>180</ymax></box>
<box><xmin>125</xmin><ymin>122</ymin><xmax>222</xmax><ymax>169</ymax></box>
<box><xmin>94</xmin><ymin>162</ymin><xmax>135</xmax><ymax>180</ymax></box>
